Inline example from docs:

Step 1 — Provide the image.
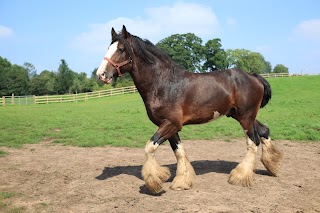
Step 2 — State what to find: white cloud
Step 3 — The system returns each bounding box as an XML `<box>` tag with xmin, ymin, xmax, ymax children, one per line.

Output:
<box><xmin>0</xmin><ymin>25</ymin><xmax>13</xmax><ymax>38</ymax></box>
<box><xmin>145</xmin><ymin>2</ymin><xmax>219</xmax><ymax>38</ymax></box>
<box><xmin>294</xmin><ymin>19</ymin><xmax>320</xmax><ymax>41</ymax></box>
<box><xmin>256</xmin><ymin>45</ymin><xmax>272</xmax><ymax>54</ymax></box>
<box><xmin>71</xmin><ymin>2</ymin><xmax>219</xmax><ymax>54</ymax></box>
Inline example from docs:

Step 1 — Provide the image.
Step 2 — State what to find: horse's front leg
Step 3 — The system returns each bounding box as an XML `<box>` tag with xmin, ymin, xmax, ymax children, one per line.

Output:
<box><xmin>169</xmin><ymin>133</ymin><xmax>196</xmax><ymax>191</ymax></box>
<box><xmin>141</xmin><ymin>120</ymin><xmax>179</xmax><ymax>194</ymax></box>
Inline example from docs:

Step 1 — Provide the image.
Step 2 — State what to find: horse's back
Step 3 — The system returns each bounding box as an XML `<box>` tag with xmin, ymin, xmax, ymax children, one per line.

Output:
<box><xmin>180</xmin><ymin>68</ymin><xmax>264</xmax><ymax>124</ymax></box>
<box><xmin>182</xmin><ymin>68</ymin><xmax>260</xmax><ymax>102</ymax></box>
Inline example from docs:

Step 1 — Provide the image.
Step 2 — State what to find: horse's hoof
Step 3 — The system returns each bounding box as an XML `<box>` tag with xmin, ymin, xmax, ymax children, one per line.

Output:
<box><xmin>145</xmin><ymin>178</ymin><xmax>164</xmax><ymax>194</ymax></box>
<box><xmin>170</xmin><ymin>174</ymin><xmax>194</xmax><ymax>191</ymax></box>
<box><xmin>228</xmin><ymin>166</ymin><xmax>254</xmax><ymax>187</ymax></box>
<box><xmin>142</xmin><ymin>164</ymin><xmax>170</xmax><ymax>194</ymax></box>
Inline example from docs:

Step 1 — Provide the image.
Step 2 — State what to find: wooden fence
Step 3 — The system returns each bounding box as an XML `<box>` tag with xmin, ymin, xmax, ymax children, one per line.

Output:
<box><xmin>0</xmin><ymin>96</ymin><xmax>4</xmax><ymax>106</ymax></box>
<box><xmin>260</xmin><ymin>73</ymin><xmax>289</xmax><ymax>78</ymax></box>
<box><xmin>1</xmin><ymin>95</ymin><xmax>35</xmax><ymax>106</ymax></box>
<box><xmin>0</xmin><ymin>73</ymin><xmax>292</xmax><ymax>106</ymax></box>
<box><xmin>1</xmin><ymin>86</ymin><xmax>137</xmax><ymax>106</ymax></box>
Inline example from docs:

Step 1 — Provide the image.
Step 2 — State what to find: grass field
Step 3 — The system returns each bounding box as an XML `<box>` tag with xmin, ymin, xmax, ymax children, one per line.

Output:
<box><xmin>0</xmin><ymin>75</ymin><xmax>319</xmax><ymax>148</ymax></box>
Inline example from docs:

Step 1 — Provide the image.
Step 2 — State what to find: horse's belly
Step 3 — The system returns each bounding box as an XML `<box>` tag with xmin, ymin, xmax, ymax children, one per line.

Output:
<box><xmin>183</xmin><ymin>110</ymin><xmax>223</xmax><ymax>125</ymax></box>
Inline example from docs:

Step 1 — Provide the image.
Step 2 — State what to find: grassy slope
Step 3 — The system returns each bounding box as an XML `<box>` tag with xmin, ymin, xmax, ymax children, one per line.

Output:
<box><xmin>0</xmin><ymin>75</ymin><xmax>319</xmax><ymax>148</ymax></box>
<box><xmin>266</xmin><ymin>75</ymin><xmax>320</xmax><ymax>140</ymax></box>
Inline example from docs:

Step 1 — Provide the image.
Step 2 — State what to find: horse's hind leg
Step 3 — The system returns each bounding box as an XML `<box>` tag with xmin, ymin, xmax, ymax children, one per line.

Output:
<box><xmin>169</xmin><ymin>133</ymin><xmax>196</xmax><ymax>191</ymax></box>
<box><xmin>255</xmin><ymin>120</ymin><xmax>283</xmax><ymax>176</ymax></box>
<box><xmin>228</xmin><ymin>119</ymin><xmax>259</xmax><ymax>187</ymax></box>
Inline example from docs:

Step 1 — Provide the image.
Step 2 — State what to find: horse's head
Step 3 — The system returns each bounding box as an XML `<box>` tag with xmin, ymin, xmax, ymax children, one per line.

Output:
<box><xmin>96</xmin><ymin>25</ymin><xmax>133</xmax><ymax>84</ymax></box>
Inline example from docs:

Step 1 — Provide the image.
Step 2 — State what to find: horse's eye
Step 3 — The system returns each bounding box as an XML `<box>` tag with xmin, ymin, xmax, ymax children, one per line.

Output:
<box><xmin>118</xmin><ymin>48</ymin><xmax>124</xmax><ymax>52</ymax></box>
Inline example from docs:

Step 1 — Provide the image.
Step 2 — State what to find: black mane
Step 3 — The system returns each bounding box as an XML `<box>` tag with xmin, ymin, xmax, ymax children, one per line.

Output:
<box><xmin>119</xmin><ymin>33</ymin><xmax>176</xmax><ymax>67</ymax></box>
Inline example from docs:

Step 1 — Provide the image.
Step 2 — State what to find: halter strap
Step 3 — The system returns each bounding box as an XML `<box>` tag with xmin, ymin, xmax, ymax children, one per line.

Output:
<box><xmin>104</xmin><ymin>57</ymin><xmax>132</xmax><ymax>77</ymax></box>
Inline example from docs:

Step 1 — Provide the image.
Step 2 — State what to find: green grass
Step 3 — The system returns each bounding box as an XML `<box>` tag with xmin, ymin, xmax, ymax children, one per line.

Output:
<box><xmin>0</xmin><ymin>192</ymin><xmax>25</xmax><ymax>213</ymax></box>
<box><xmin>264</xmin><ymin>75</ymin><xmax>320</xmax><ymax>140</ymax></box>
<box><xmin>0</xmin><ymin>75</ymin><xmax>319</xmax><ymax>148</ymax></box>
<box><xmin>0</xmin><ymin>94</ymin><xmax>155</xmax><ymax>148</ymax></box>
<box><xmin>0</xmin><ymin>150</ymin><xmax>8</xmax><ymax>157</ymax></box>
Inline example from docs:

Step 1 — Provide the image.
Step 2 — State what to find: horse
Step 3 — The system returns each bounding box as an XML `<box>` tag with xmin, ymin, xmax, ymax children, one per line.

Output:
<box><xmin>96</xmin><ymin>25</ymin><xmax>283</xmax><ymax>194</ymax></box>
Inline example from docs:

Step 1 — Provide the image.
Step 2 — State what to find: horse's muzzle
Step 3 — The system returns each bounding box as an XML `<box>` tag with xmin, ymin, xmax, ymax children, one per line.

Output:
<box><xmin>99</xmin><ymin>72</ymin><xmax>116</xmax><ymax>84</ymax></box>
<box><xmin>99</xmin><ymin>73</ymin><xmax>113</xmax><ymax>84</ymax></box>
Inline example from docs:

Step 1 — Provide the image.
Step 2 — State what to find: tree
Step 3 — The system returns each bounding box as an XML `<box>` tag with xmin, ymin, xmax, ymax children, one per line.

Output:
<box><xmin>225</xmin><ymin>49</ymin><xmax>251</xmax><ymax>69</ymax></box>
<box><xmin>91</xmin><ymin>67</ymin><xmax>106</xmax><ymax>87</ymax></box>
<box><xmin>83</xmin><ymin>78</ymin><xmax>98</xmax><ymax>92</ymax></box>
<box><xmin>273</xmin><ymin>64</ymin><xmax>289</xmax><ymax>73</ymax></box>
<box><xmin>0</xmin><ymin>56</ymin><xmax>30</xmax><ymax>96</ymax></box>
<box><xmin>0</xmin><ymin>56</ymin><xmax>12</xmax><ymax>96</ymax></box>
<box><xmin>23</xmin><ymin>62</ymin><xmax>37</xmax><ymax>78</ymax></box>
<box><xmin>239</xmin><ymin>52</ymin><xmax>267</xmax><ymax>74</ymax></box>
<box><xmin>91</xmin><ymin>68</ymin><xmax>98</xmax><ymax>80</ymax></box>
<box><xmin>5</xmin><ymin>65</ymin><xmax>30</xmax><ymax>95</ymax></box>
<box><xmin>55</xmin><ymin>59</ymin><xmax>74</xmax><ymax>94</ymax></box>
<box><xmin>157</xmin><ymin>33</ymin><xmax>205</xmax><ymax>72</ymax></box>
<box><xmin>226</xmin><ymin>49</ymin><xmax>270</xmax><ymax>74</ymax></box>
<box><xmin>0</xmin><ymin>56</ymin><xmax>11</xmax><ymax>70</ymax></box>
<box><xmin>203</xmin><ymin>38</ymin><xmax>228</xmax><ymax>71</ymax></box>
<box><xmin>29</xmin><ymin>70</ymin><xmax>56</xmax><ymax>95</ymax></box>
<box><xmin>71</xmin><ymin>72</ymin><xmax>98</xmax><ymax>93</ymax></box>
<box><xmin>263</xmin><ymin>61</ymin><xmax>272</xmax><ymax>74</ymax></box>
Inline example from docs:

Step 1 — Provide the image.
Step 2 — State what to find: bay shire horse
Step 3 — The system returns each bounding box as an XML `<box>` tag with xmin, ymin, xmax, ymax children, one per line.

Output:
<box><xmin>97</xmin><ymin>26</ymin><xmax>283</xmax><ymax>194</ymax></box>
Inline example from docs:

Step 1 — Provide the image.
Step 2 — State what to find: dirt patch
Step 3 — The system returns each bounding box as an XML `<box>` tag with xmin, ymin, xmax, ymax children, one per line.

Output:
<box><xmin>1</xmin><ymin>139</ymin><xmax>320</xmax><ymax>212</ymax></box>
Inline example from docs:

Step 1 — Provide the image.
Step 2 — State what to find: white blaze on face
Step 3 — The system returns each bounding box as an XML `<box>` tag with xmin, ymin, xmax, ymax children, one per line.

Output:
<box><xmin>96</xmin><ymin>41</ymin><xmax>119</xmax><ymax>78</ymax></box>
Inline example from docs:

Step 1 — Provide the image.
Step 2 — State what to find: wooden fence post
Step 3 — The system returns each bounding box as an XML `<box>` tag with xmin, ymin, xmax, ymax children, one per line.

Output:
<box><xmin>33</xmin><ymin>95</ymin><xmax>36</xmax><ymax>104</ymax></box>
<box><xmin>46</xmin><ymin>95</ymin><xmax>49</xmax><ymax>104</ymax></box>
<box><xmin>11</xmin><ymin>94</ymin><xmax>14</xmax><ymax>105</ymax></box>
<box><xmin>2</xmin><ymin>96</ymin><xmax>5</xmax><ymax>106</ymax></box>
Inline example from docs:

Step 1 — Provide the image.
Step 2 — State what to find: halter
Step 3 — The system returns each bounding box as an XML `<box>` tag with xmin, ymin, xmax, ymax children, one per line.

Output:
<box><xmin>103</xmin><ymin>56</ymin><xmax>132</xmax><ymax>77</ymax></box>
<box><xmin>103</xmin><ymin>35</ymin><xmax>134</xmax><ymax>77</ymax></box>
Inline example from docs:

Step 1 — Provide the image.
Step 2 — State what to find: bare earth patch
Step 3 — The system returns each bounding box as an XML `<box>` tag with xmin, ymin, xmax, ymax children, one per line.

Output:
<box><xmin>0</xmin><ymin>139</ymin><xmax>319</xmax><ymax>212</ymax></box>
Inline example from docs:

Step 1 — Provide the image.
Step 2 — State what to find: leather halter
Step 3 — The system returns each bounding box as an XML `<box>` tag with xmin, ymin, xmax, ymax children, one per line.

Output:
<box><xmin>104</xmin><ymin>56</ymin><xmax>132</xmax><ymax>77</ymax></box>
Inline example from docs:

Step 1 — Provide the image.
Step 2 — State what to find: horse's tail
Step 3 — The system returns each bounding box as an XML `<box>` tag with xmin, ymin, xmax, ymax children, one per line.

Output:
<box><xmin>253</xmin><ymin>73</ymin><xmax>272</xmax><ymax>108</ymax></box>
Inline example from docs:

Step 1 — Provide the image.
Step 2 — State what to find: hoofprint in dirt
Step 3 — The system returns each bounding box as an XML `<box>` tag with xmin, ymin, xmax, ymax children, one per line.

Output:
<box><xmin>0</xmin><ymin>139</ymin><xmax>319</xmax><ymax>213</ymax></box>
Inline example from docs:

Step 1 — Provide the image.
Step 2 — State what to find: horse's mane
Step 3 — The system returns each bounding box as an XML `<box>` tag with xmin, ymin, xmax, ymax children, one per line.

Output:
<box><xmin>119</xmin><ymin>33</ymin><xmax>178</xmax><ymax>67</ymax></box>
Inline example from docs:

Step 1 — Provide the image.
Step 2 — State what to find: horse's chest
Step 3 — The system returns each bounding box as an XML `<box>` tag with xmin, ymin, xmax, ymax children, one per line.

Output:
<box><xmin>145</xmin><ymin>98</ymin><xmax>171</xmax><ymax>124</ymax></box>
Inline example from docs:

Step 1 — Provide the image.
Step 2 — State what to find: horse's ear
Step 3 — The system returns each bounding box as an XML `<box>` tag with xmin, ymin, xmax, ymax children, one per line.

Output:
<box><xmin>121</xmin><ymin>25</ymin><xmax>129</xmax><ymax>39</ymax></box>
<box><xmin>111</xmin><ymin>27</ymin><xmax>117</xmax><ymax>41</ymax></box>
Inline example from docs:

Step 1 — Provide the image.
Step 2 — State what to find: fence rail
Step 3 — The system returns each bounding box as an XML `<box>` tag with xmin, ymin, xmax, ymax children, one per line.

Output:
<box><xmin>0</xmin><ymin>96</ymin><xmax>4</xmax><ymax>106</ymax></box>
<box><xmin>1</xmin><ymin>86</ymin><xmax>137</xmax><ymax>106</ymax></box>
<box><xmin>0</xmin><ymin>73</ymin><xmax>293</xmax><ymax>106</ymax></box>
<box><xmin>260</xmin><ymin>73</ymin><xmax>289</xmax><ymax>78</ymax></box>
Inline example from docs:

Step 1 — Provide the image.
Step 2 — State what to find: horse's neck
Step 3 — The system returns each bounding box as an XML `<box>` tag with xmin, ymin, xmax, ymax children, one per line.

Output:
<box><xmin>128</xmin><ymin>59</ymin><xmax>166</xmax><ymax>101</ymax></box>
<box><xmin>128</xmin><ymin>52</ymin><xmax>186</xmax><ymax>102</ymax></box>
<box><xmin>129</xmin><ymin>68</ymin><xmax>155</xmax><ymax>101</ymax></box>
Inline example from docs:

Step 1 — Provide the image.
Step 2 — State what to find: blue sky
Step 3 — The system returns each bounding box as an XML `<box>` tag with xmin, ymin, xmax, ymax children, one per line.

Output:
<box><xmin>1</xmin><ymin>0</ymin><xmax>320</xmax><ymax>76</ymax></box>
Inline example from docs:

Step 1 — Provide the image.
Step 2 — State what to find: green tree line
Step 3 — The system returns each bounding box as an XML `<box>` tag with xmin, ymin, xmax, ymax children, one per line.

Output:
<box><xmin>157</xmin><ymin>33</ymin><xmax>289</xmax><ymax>74</ymax></box>
<box><xmin>0</xmin><ymin>33</ymin><xmax>288</xmax><ymax>96</ymax></box>
<box><xmin>0</xmin><ymin>57</ymin><xmax>133</xmax><ymax>96</ymax></box>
